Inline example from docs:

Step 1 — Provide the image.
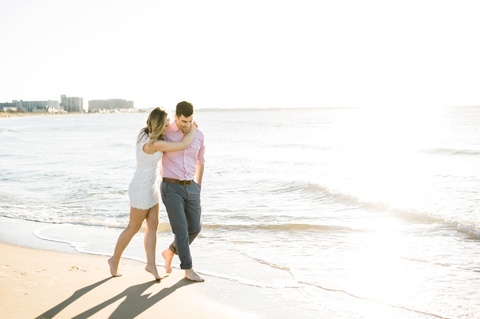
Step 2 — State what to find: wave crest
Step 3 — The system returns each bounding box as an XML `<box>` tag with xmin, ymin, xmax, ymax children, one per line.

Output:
<box><xmin>204</xmin><ymin>223</ymin><xmax>352</xmax><ymax>233</ymax></box>
<box><xmin>457</xmin><ymin>223</ymin><xmax>480</xmax><ymax>239</ymax></box>
<box><xmin>423</xmin><ymin>148</ymin><xmax>480</xmax><ymax>156</ymax></box>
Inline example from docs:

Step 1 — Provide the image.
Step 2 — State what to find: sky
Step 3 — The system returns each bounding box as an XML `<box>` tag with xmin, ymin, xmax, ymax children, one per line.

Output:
<box><xmin>1</xmin><ymin>0</ymin><xmax>480</xmax><ymax>110</ymax></box>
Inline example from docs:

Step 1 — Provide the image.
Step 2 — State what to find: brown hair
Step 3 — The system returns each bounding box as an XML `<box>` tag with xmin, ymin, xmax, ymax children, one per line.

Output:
<box><xmin>138</xmin><ymin>107</ymin><xmax>168</xmax><ymax>142</ymax></box>
<box><xmin>175</xmin><ymin>101</ymin><xmax>194</xmax><ymax>118</ymax></box>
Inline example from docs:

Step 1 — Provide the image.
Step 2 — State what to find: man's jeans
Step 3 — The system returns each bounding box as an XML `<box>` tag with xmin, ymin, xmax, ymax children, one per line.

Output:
<box><xmin>161</xmin><ymin>181</ymin><xmax>202</xmax><ymax>269</ymax></box>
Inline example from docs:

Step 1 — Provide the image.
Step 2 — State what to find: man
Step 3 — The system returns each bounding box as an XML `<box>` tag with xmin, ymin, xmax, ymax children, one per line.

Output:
<box><xmin>160</xmin><ymin>101</ymin><xmax>205</xmax><ymax>282</ymax></box>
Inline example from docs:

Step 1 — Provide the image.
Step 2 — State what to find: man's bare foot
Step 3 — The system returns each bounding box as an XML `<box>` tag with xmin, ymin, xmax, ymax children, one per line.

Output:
<box><xmin>145</xmin><ymin>264</ymin><xmax>161</xmax><ymax>281</ymax></box>
<box><xmin>162</xmin><ymin>249</ymin><xmax>174</xmax><ymax>274</ymax></box>
<box><xmin>185</xmin><ymin>268</ymin><xmax>204</xmax><ymax>282</ymax></box>
<box><xmin>108</xmin><ymin>257</ymin><xmax>122</xmax><ymax>277</ymax></box>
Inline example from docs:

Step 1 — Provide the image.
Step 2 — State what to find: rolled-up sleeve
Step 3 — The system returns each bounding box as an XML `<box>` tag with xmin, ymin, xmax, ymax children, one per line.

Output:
<box><xmin>197</xmin><ymin>132</ymin><xmax>205</xmax><ymax>164</ymax></box>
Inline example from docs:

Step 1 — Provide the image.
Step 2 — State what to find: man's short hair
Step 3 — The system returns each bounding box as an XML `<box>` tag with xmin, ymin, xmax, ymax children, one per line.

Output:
<box><xmin>176</xmin><ymin>101</ymin><xmax>194</xmax><ymax>117</ymax></box>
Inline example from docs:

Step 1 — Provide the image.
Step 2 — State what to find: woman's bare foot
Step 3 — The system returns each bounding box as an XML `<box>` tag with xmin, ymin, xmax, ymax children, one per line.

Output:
<box><xmin>145</xmin><ymin>264</ymin><xmax>161</xmax><ymax>281</ymax></box>
<box><xmin>108</xmin><ymin>257</ymin><xmax>122</xmax><ymax>277</ymax></box>
<box><xmin>162</xmin><ymin>249</ymin><xmax>174</xmax><ymax>274</ymax></box>
<box><xmin>185</xmin><ymin>268</ymin><xmax>204</xmax><ymax>282</ymax></box>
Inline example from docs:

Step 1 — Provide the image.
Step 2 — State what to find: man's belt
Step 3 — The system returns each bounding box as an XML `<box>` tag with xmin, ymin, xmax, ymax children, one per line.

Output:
<box><xmin>162</xmin><ymin>178</ymin><xmax>194</xmax><ymax>186</ymax></box>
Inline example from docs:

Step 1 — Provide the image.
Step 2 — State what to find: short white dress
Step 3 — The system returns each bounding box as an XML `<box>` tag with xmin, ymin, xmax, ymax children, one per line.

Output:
<box><xmin>128</xmin><ymin>133</ymin><xmax>163</xmax><ymax>210</ymax></box>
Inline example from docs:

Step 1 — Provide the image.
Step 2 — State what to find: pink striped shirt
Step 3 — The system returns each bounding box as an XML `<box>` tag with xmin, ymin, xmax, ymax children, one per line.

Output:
<box><xmin>161</xmin><ymin>121</ymin><xmax>205</xmax><ymax>180</ymax></box>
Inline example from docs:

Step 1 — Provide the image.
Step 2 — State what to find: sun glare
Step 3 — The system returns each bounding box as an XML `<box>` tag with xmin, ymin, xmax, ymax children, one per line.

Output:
<box><xmin>328</xmin><ymin>107</ymin><xmax>446</xmax><ymax>210</ymax></box>
<box><xmin>344</xmin><ymin>224</ymin><xmax>411</xmax><ymax>305</ymax></box>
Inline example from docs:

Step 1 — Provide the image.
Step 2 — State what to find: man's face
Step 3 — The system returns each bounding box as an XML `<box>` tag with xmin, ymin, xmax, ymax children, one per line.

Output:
<box><xmin>175</xmin><ymin>114</ymin><xmax>194</xmax><ymax>134</ymax></box>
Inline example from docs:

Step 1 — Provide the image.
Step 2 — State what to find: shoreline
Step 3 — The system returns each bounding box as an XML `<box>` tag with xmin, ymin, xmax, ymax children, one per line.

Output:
<box><xmin>0</xmin><ymin>111</ymin><xmax>84</xmax><ymax>118</ymax></box>
<box><xmin>0</xmin><ymin>241</ymin><xmax>256</xmax><ymax>319</ymax></box>
<box><xmin>0</xmin><ymin>111</ymin><xmax>147</xmax><ymax>118</ymax></box>
<box><xmin>0</xmin><ymin>217</ymin><xmax>301</xmax><ymax>319</ymax></box>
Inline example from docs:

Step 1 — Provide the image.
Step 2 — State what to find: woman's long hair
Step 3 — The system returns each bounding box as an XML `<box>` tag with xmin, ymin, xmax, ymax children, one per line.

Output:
<box><xmin>138</xmin><ymin>107</ymin><xmax>168</xmax><ymax>143</ymax></box>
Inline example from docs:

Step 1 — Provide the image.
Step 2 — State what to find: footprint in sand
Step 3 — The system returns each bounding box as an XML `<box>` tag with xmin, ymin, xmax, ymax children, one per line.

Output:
<box><xmin>69</xmin><ymin>265</ymin><xmax>86</xmax><ymax>272</ymax></box>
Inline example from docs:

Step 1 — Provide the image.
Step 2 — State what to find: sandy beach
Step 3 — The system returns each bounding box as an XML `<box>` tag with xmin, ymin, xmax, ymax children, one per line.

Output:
<box><xmin>0</xmin><ymin>242</ymin><xmax>259</xmax><ymax>319</ymax></box>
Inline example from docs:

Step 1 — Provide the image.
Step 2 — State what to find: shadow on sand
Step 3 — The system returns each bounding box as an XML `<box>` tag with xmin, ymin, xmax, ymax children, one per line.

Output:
<box><xmin>36</xmin><ymin>277</ymin><xmax>194</xmax><ymax>319</ymax></box>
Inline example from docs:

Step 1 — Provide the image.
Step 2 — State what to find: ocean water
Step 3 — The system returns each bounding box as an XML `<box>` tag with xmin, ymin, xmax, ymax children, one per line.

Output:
<box><xmin>1</xmin><ymin>106</ymin><xmax>480</xmax><ymax>318</ymax></box>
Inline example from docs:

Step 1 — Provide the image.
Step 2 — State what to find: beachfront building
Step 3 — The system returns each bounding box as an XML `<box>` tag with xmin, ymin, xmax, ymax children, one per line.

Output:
<box><xmin>0</xmin><ymin>102</ymin><xmax>15</xmax><ymax>112</ymax></box>
<box><xmin>60</xmin><ymin>95</ymin><xmax>84</xmax><ymax>113</ymax></box>
<box><xmin>9</xmin><ymin>100</ymin><xmax>60</xmax><ymax>112</ymax></box>
<box><xmin>88</xmin><ymin>99</ymin><xmax>135</xmax><ymax>113</ymax></box>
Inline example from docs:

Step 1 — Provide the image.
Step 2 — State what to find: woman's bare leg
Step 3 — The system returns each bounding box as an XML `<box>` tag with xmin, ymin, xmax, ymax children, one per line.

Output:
<box><xmin>108</xmin><ymin>207</ymin><xmax>148</xmax><ymax>277</ymax></box>
<box><xmin>144</xmin><ymin>204</ymin><xmax>161</xmax><ymax>280</ymax></box>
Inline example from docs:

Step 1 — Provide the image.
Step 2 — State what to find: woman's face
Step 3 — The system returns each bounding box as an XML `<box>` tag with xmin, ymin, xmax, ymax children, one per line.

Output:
<box><xmin>162</xmin><ymin>117</ymin><xmax>171</xmax><ymax>135</ymax></box>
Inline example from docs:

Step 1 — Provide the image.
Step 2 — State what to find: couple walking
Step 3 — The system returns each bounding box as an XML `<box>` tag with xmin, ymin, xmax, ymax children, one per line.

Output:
<box><xmin>108</xmin><ymin>101</ymin><xmax>205</xmax><ymax>282</ymax></box>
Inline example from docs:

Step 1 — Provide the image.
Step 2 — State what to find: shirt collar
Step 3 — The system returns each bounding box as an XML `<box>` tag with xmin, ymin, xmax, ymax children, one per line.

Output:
<box><xmin>170</xmin><ymin>121</ymin><xmax>180</xmax><ymax>132</ymax></box>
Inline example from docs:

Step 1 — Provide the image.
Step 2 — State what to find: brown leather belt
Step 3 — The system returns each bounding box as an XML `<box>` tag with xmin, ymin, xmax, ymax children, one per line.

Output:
<box><xmin>162</xmin><ymin>178</ymin><xmax>194</xmax><ymax>186</ymax></box>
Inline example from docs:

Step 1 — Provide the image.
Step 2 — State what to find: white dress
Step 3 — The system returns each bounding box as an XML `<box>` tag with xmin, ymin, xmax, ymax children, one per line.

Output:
<box><xmin>128</xmin><ymin>133</ymin><xmax>163</xmax><ymax>210</ymax></box>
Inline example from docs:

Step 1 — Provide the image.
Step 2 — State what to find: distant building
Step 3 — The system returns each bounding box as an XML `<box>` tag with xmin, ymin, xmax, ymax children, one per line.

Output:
<box><xmin>10</xmin><ymin>100</ymin><xmax>59</xmax><ymax>112</ymax></box>
<box><xmin>88</xmin><ymin>99</ymin><xmax>134</xmax><ymax>113</ymax></box>
<box><xmin>0</xmin><ymin>102</ymin><xmax>14</xmax><ymax>111</ymax></box>
<box><xmin>60</xmin><ymin>95</ymin><xmax>84</xmax><ymax>112</ymax></box>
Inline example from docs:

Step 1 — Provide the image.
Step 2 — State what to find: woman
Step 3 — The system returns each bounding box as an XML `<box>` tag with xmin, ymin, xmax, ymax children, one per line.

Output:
<box><xmin>108</xmin><ymin>107</ymin><xmax>197</xmax><ymax>280</ymax></box>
